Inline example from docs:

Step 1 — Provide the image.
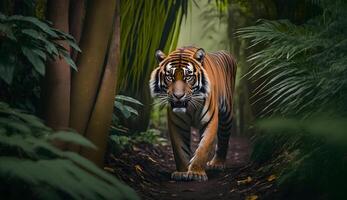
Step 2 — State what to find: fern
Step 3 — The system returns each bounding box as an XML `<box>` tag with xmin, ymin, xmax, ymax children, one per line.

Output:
<box><xmin>0</xmin><ymin>102</ymin><xmax>139</xmax><ymax>200</ymax></box>
<box><xmin>238</xmin><ymin>0</ymin><xmax>347</xmax><ymax>117</ymax></box>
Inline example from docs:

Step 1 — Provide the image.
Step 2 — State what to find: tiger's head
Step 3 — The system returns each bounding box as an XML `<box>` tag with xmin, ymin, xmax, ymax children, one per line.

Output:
<box><xmin>149</xmin><ymin>47</ymin><xmax>210</xmax><ymax>113</ymax></box>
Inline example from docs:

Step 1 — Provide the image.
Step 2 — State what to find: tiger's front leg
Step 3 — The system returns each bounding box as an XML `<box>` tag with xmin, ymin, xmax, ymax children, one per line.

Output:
<box><xmin>186</xmin><ymin>107</ymin><xmax>219</xmax><ymax>181</ymax></box>
<box><xmin>167</xmin><ymin>109</ymin><xmax>192</xmax><ymax>181</ymax></box>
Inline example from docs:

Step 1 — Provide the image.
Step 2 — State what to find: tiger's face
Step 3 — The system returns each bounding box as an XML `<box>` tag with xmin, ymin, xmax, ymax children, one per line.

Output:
<box><xmin>149</xmin><ymin>48</ymin><xmax>210</xmax><ymax>113</ymax></box>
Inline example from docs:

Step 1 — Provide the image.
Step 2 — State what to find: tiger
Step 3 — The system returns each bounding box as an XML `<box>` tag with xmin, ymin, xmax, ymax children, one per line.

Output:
<box><xmin>149</xmin><ymin>46</ymin><xmax>237</xmax><ymax>181</ymax></box>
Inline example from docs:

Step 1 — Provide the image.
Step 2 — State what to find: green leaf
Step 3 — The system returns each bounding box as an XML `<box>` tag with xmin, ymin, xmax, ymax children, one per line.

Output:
<box><xmin>21</xmin><ymin>46</ymin><xmax>45</xmax><ymax>75</ymax></box>
<box><xmin>63</xmin><ymin>55</ymin><xmax>78</xmax><ymax>71</ymax></box>
<box><xmin>124</xmin><ymin>105</ymin><xmax>139</xmax><ymax>116</ymax></box>
<box><xmin>9</xmin><ymin>15</ymin><xmax>58</xmax><ymax>37</ymax></box>
<box><xmin>65</xmin><ymin>38</ymin><xmax>81</xmax><ymax>52</ymax></box>
<box><xmin>114</xmin><ymin>101</ymin><xmax>131</xmax><ymax>119</ymax></box>
<box><xmin>0</xmin><ymin>118</ymin><xmax>31</xmax><ymax>134</ymax></box>
<box><xmin>0</xmin><ymin>61</ymin><xmax>15</xmax><ymax>84</ymax></box>
<box><xmin>21</xmin><ymin>29</ymin><xmax>41</xmax><ymax>39</ymax></box>
<box><xmin>47</xmin><ymin>131</ymin><xmax>97</xmax><ymax>150</ymax></box>
<box><xmin>0</xmin><ymin>23</ymin><xmax>16</xmax><ymax>41</ymax></box>
<box><xmin>115</xmin><ymin>95</ymin><xmax>143</xmax><ymax>105</ymax></box>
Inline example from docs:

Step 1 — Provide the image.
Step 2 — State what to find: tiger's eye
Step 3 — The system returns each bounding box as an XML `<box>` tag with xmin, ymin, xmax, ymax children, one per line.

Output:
<box><xmin>186</xmin><ymin>75</ymin><xmax>194</xmax><ymax>81</ymax></box>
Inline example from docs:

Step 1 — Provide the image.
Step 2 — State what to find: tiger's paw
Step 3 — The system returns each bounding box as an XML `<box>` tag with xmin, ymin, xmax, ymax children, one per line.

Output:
<box><xmin>184</xmin><ymin>170</ymin><xmax>208</xmax><ymax>181</ymax></box>
<box><xmin>171</xmin><ymin>171</ymin><xmax>187</xmax><ymax>181</ymax></box>
<box><xmin>171</xmin><ymin>171</ymin><xmax>208</xmax><ymax>181</ymax></box>
<box><xmin>207</xmin><ymin>157</ymin><xmax>226</xmax><ymax>170</ymax></box>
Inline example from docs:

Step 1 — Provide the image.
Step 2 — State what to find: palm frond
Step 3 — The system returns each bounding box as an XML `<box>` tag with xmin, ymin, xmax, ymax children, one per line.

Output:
<box><xmin>117</xmin><ymin>0</ymin><xmax>188</xmax><ymax>93</ymax></box>
<box><xmin>238</xmin><ymin>14</ymin><xmax>347</xmax><ymax>117</ymax></box>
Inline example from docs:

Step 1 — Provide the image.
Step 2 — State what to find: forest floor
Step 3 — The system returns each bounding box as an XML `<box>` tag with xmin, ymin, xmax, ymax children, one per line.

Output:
<box><xmin>105</xmin><ymin>131</ymin><xmax>280</xmax><ymax>200</ymax></box>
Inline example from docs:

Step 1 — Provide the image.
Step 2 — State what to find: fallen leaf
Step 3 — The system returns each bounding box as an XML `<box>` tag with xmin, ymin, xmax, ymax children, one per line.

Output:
<box><xmin>147</xmin><ymin>156</ymin><xmax>157</xmax><ymax>163</ymax></box>
<box><xmin>103</xmin><ymin>167</ymin><xmax>115</xmax><ymax>173</ymax></box>
<box><xmin>135</xmin><ymin>165</ymin><xmax>143</xmax><ymax>173</ymax></box>
<box><xmin>267</xmin><ymin>174</ymin><xmax>276</xmax><ymax>182</ymax></box>
<box><xmin>133</xmin><ymin>146</ymin><xmax>141</xmax><ymax>152</ymax></box>
<box><xmin>245</xmin><ymin>195</ymin><xmax>258</xmax><ymax>200</ymax></box>
<box><xmin>182</xmin><ymin>188</ymin><xmax>195</xmax><ymax>192</ymax></box>
<box><xmin>237</xmin><ymin>176</ymin><xmax>252</xmax><ymax>185</ymax></box>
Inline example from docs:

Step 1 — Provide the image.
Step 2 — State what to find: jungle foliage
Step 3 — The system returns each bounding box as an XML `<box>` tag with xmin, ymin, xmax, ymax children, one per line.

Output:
<box><xmin>238</xmin><ymin>0</ymin><xmax>347</xmax><ymax>198</ymax></box>
<box><xmin>118</xmin><ymin>0</ymin><xmax>188</xmax><ymax>92</ymax></box>
<box><xmin>116</xmin><ymin>0</ymin><xmax>189</xmax><ymax>132</ymax></box>
<box><xmin>0</xmin><ymin>13</ymin><xmax>78</xmax><ymax>112</ymax></box>
<box><xmin>0</xmin><ymin>102</ymin><xmax>137</xmax><ymax>200</ymax></box>
<box><xmin>0</xmin><ymin>8</ymin><xmax>138</xmax><ymax>200</ymax></box>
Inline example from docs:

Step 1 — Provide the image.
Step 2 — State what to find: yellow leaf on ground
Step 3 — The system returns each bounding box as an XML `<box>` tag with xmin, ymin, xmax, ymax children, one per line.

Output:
<box><xmin>237</xmin><ymin>176</ymin><xmax>253</xmax><ymax>185</ymax></box>
<box><xmin>245</xmin><ymin>195</ymin><xmax>258</xmax><ymax>200</ymax></box>
<box><xmin>135</xmin><ymin>164</ymin><xmax>143</xmax><ymax>173</ymax></box>
<box><xmin>267</xmin><ymin>174</ymin><xmax>276</xmax><ymax>182</ymax></box>
<box><xmin>103</xmin><ymin>167</ymin><xmax>115</xmax><ymax>173</ymax></box>
<box><xmin>147</xmin><ymin>156</ymin><xmax>157</xmax><ymax>163</ymax></box>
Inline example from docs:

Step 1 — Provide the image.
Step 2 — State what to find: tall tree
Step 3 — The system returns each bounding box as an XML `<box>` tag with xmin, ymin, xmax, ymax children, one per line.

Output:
<box><xmin>69</xmin><ymin>0</ymin><xmax>85</xmax><ymax>61</ymax></box>
<box><xmin>69</xmin><ymin>0</ymin><xmax>117</xmax><ymax>165</ymax></box>
<box><xmin>42</xmin><ymin>0</ymin><xmax>71</xmax><ymax>131</ymax></box>
<box><xmin>81</xmin><ymin>0</ymin><xmax>121</xmax><ymax>166</ymax></box>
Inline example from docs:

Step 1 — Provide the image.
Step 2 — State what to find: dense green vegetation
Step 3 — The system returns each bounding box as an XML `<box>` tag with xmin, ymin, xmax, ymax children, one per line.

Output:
<box><xmin>0</xmin><ymin>0</ymin><xmax>185</xmax><ymax>199</ymax></box>
<box><xmin>0</xmin><ymin>13</ymin><xmax>78</xmax><ymax>112</ymax></box>
<box><xmin>0</xmin><ymin>10</ymin><xmax>138</xmax><ymax>200</ymax></box>
<box><xmin>236</xmin><ymin>0</ymin><xmax>347</xmax><ymax>198</ymax></box>
<box><xmin>1</xmin><ymin>0</ymin><xmax>346</xmax><ymax>199</ymax></box>
<box><xmin>116</xmin><ymin>0</ymin><xmax>188</xmax><ymax>132</ymax></box>
<box><xmin>0</xmin><ymin>102</ymin><xmax>137</xmax><ymax>200</ymax></box>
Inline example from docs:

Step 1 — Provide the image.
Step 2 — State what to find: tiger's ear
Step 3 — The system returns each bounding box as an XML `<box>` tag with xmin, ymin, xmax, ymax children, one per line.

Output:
<box><xmin>155</xmin><ymin>50</ymin><xmax>166</xmax><ymax>62</ymax></box>
<box><xmin>194</xmin><ymin>48</ymin><xmax>205</xmax><ymax>63</ymax></box>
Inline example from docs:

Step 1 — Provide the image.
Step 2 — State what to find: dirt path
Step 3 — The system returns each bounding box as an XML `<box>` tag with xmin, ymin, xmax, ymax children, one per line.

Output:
<box><xmin>158</xmin><ymin>136</ymin><xmax>252</xmax><ymax>200</ymax></box>
<box><xmin>105</xmin><ymin>133</ymin><xmax>278</xmax><ymax>200</ymax></box>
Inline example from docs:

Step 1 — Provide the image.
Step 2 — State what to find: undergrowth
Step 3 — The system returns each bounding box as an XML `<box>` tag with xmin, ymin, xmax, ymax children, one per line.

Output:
<box><xmin>239</xmin><ymin>0</ymin><xmax>347</xmax><ymax>199</ymax></box>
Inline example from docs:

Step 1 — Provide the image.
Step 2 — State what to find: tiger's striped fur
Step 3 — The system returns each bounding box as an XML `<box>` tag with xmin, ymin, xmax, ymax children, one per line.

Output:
<box><xmin>149</xmin><ymin>46</ymin><xmax>237</xmax><ymax>181</ymax></box>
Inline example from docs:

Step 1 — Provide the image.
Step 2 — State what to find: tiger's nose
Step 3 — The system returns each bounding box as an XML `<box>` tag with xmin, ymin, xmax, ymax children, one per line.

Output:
<box><xmin>173</xmin><ymin>93</ymin><xmax>185</xmax><ymax>100</ymax></box>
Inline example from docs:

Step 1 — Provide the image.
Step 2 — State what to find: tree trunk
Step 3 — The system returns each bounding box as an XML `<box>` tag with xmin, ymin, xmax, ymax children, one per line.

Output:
<box><xmin>69</xmin><ymin>0</ymin><xmax>116</xmax><ymax>155</ymax></box>
<box><xmin>43</xmin><ymin>0</ymin><xmax>71</xmax><ymax>132</ymax></box>
<box><xmin>80</xmin><ymin>0</ymin><xmax>120</xmax><ymax>166</ymax></box>
<box><xmin>69</xmin><ymin>0</ymin><xmax>85</xmax><ymax>61</ymax></box>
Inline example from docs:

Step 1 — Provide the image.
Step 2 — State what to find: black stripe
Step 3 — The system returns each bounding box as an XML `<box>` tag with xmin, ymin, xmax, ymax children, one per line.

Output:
<box><xmin>200</xmin><ymin>98</ymin><xmax>211</xmax><ymax>121</ymax></box>
<box><xmin>181</xmin><ymin>146</ymin><xmax>191</xmax><ymax>156</ymax></box>
<box><xmin>174</xmin><ymin>114</ymin><xmax>189</xmax><ymax>126</ymax></box>
<box><xmin>200</xmin><ymin>107</ymin><xmax>216</xmax><ymax>132</ymax></box>
<box><xmin>219</xmin><ymin>121</ymin><xmax>233</xmax><ymax>131</ymax></box>
<box><xmin>153</xmin><ymin>69</ymin><xmax>161</xmax><ymax>93</ymax></box>
<box><xmin>220</xmin><ymin>111</ymin><xmax>231</xmax><ymax>121</ymax></box>
<box><xmin>200</xmin><ymin>71</ymin><xmax>207</xmax><ymax>94</ymax></box>
<box><xmin>170</xmin><ymin>119</ymin><xmax>190</xmax><ymax>133</ymax></box>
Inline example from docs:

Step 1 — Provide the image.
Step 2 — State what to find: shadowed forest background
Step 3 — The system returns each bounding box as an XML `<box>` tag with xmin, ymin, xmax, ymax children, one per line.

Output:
<box><xmin>0</xmin><ymin>0</ymin><xmax>346</xmax><ymax>199</ymax></box>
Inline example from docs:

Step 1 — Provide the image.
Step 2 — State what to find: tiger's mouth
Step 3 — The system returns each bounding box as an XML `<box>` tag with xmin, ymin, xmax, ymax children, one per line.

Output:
<box><xmin>171</xmin><ymin>101</ymin><xmax>187</xmax><ymax>113</ymax></box>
